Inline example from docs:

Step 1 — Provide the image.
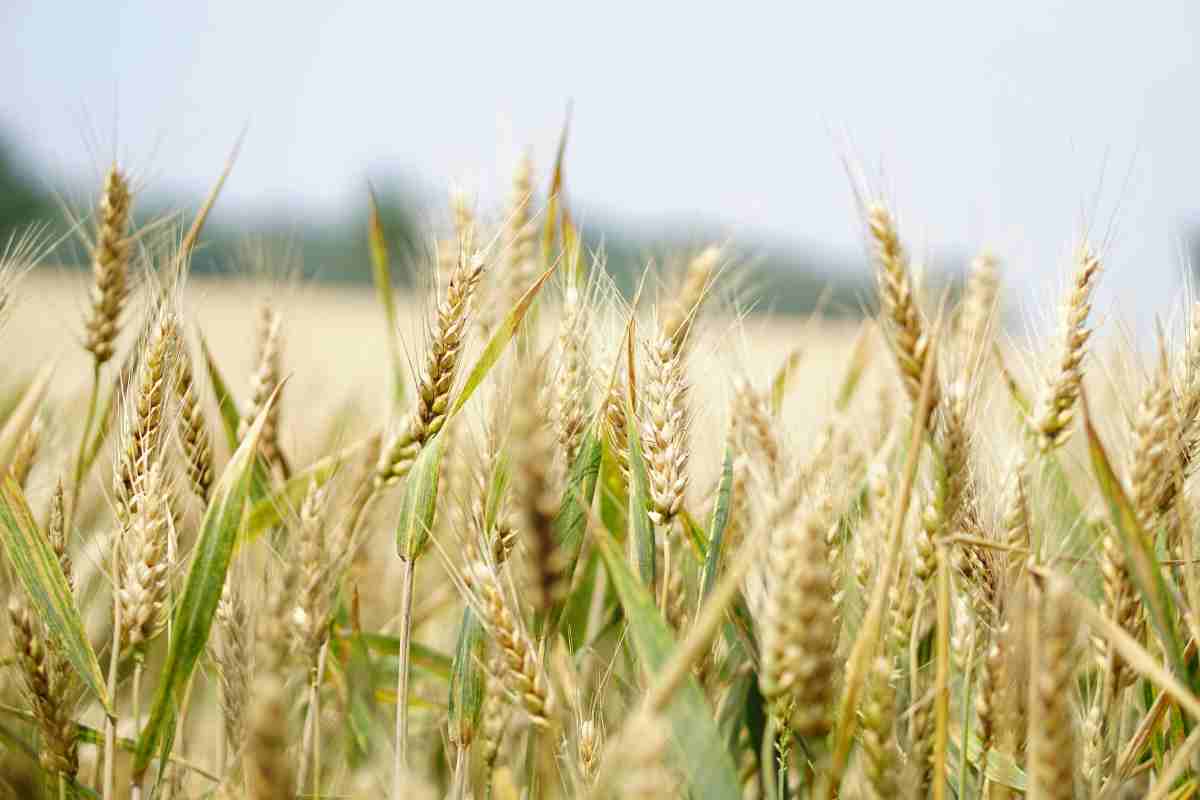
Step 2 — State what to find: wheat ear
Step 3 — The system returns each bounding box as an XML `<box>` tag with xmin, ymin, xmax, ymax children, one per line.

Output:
<box><xmin>84</xmin><ymin>165</ymin><xmax>134</xmax><ymax>366</ymax></box>
<box><xmin>758</xmin><ymin>501</ymin><xmax>837</xmax><ymax>737</ymax></box>
<box><xmin>1033</xmin><ymin>246</ymin><xmax>1102</xmax><ymax>451</ymax></box>
<box><xmin>868</xmin><ymin>204</ymin><xmax>938</xmax><ymax>414</ymax></box>
<box><xmin>376</xmin><ymin>248</ymin><xmax>485</xmax><ymax>486</ymax></box>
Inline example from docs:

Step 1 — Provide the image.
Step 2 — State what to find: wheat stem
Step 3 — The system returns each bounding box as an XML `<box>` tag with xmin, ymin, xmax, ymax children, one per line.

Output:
<box><xmin>392</xmin><ymin>556</ymin><xmax>416</xmax><ymax>800</ymax></box>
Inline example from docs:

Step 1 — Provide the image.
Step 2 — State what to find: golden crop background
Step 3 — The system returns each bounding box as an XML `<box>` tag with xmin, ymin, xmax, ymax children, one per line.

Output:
<box><xmin>0</xmin><ymin>152</ymin><xmax>1191</xmax><ymax>800</ymax></box>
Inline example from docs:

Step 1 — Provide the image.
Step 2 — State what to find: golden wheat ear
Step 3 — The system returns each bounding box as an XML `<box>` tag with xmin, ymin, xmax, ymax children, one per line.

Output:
<box><xmin>83</xmin><ymin>165</ymin><xmax>134</xmax><ymax>367</ymax></box>
<box><xmin>1033</xmin><ymin>245</ymin><xmax>1102</xmax><ymax>451</ymax></box>
<box><xmin>867</xmin><ymin>203</ymin><xmax>939</xmax><ymax>416</ymax></box>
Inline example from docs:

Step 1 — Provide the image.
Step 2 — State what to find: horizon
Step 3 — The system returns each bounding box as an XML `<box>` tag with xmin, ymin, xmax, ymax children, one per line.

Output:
<box><xmin>7</xmin><ymin>0</ymin><xmax>1200</xmax><ymax>334</ymax></box>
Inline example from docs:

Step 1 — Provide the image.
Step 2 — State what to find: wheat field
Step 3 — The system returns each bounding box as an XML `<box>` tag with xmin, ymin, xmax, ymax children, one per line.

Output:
<box><xmin>0</xmin><ymin>151</ymin><xmax>1192</xmax><ymax>800</ymax></box>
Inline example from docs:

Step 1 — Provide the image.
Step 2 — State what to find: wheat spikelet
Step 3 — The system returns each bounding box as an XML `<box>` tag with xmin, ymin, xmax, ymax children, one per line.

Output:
<box><xmin>860</xmin><ymin>655</ymin><xmax>900</xmax><ymax>799</ymax></box>
<box><xmin>906</xmin><ymin>686</ymin><xmax>935</xmax><ymax>795</ymax></box>
<box><xmin>976</xmin><ymin>632</ymin><xmax>1002</xmax><ymax>780</ymax></box>
<box><xmin>732</xmin><ymin>376</ymin><xmax>783</xmax><ymax>483</ymax></box>
<box><xmin>116</xmin><ymin>310</ymin><xmax>177</xmax><ymax>525</ymax></box>
<box><xmin>46</xmin><ymin>482</ymin><xmax>71</xmax><ymax>590</ymax></box>
<box><xmin>661</xmin><ymin>245</ymin><xmax>720</xmax><ymax>357</ymax></box>
<box><xmin>475</xmin><ymin>404</ymin><xmax>517</xmax><ymax>565</ymax></box>
<box><xmin>245</xmin><ymin>675</ymin><xmax>295</xmax><ymax>800</ymax></box>
<box><xmin>854</xmin><ymin>455</ymin><xmax>892</xmax><ymax>597</ymax></box>
<box><xmin>501</xmin><ymin>153</ymin><xmax>538</xmax><ymax>311</ymax></box>
<box><xmin>641</xmin><ymin>333</ymin><xmax>690</xmax><ymax>530</ymax></box>
<box><xmin>554</xmin><ymin>285</ymin><xmax>591</xmax><ymax>467</ymax></box>
<box><xmin>512</xmin><ymin>365</ymin><xmax>567</xmax><ymax>614</ymax></box>
<box><xmin>480</xmin><ymin>657</ymin><xmax>510</xmax><ymax>779</ymax></box>
<box><xmin>239</xmin><ymin>303</ymin><xmax>285</xmax><ymax>478</ymax></box>
<box><xmin>1096</xmin><ymin>517</ymin><xmax>1140</xmax><ymax>702</ymax></box>
<box><xmin>257</xmin><ymin>554</ymin><xmax>299</xmax><ymax>679</ymax></box>
<box><xmin>578</xmin><ymin>717</ymin><xmax>602</xmax><ymax>784</ymax></box>
<box><xmin>1178</xmin><ymin>300</ymin><xmax>1200</xmax><ymax>474</ymax></box>
<box><xmin>958</xmin><ymin>250</ymin><xmax>1001</xmax><ymax>371</ymax></box>
<box><xmin>116</xmin><ymin>462</ymin><xmax>171</xmax><ymax>650</ymax></box>
<box><xmin>83</xmin><ymin>165</ymin><xmax>134</xmax><ymax>365</ymax></box>
<box><xmin>174</xmin><ymin>335</ymin><xmax>214</xmax><ymax>503</ymax></box>
<box><xmin>1033</xmin><ymin>246</ymin><xmax>1101</xmax><ymax>451</ymax></box>
<box><xmin>213</xmin><ymin>577</ymin><xmax>251</xmax><ymax>767</ymax></box>
<box><xmin>602</xmin><ymin>374</ymin><xmax>630</xmax><ymax>481</ymax></box>
<box><xmin>889</xmin><ymin>554</ymin><xmax>917</xmax><ymax>668</ymax></box>
<box><xmin>1001</xmin><ymin>453</ymin><xmax>1032</xmax><ymax>577</ymax></box>
<box><xmin>1130</xmin><ymin>351</ymin><xmax>1178</xmax><ymax>544</ymax></box>
<box><xmin>935</xmin><ymin>379</ymin><xmax>973</xmax><ymax>532</ymax></box>
<box><xmin>868</xmin><ymin>204</ymin><xmax>938</xmax><ymax>414</ymax></box>
<box><xmin>1028</xmin><ymin>576</ymin><xmax>1078</xmax><ymax>800</ymax></box>
<box><xmin>8</xmin><ymin>415</ymin><xmax>40</xmax><ymax>488</ymax></box>
<box><xmin>469</xmin><ymin>560</ymin><xmax>554</xmax><ymax>726</ymax></box>
<box><xmin>8</xmin><ymin>596</ymin><xmax>79</xmax><ymax>778</ymax></box>
<box><xmin>376</xmin><ymin>248</ymin><xmax>485</xmax><ymax>486</ymax></box>
<box><xmin>1081</xmin><ymin>701</ymin><xmax>1105</xmax><ymax>793</ymax></box>
<box><xmin>291</xmin><ymin>480</ymin><xmax>336</xmax><ymax>674</ymax></box>
<box><xmin>757</xmin><ymin>501</ymin><xmax>836</xmax><ymax>737</ymax></box>
<box><xmin>663</xmin><ymin>535</ymin><xmax>689</xmax><ymax>630</ymax></box>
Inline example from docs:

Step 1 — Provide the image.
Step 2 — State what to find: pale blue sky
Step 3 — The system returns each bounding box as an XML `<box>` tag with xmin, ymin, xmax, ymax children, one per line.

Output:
<box><xmin>5</xmin><ymin>0</ymin><xmax>1200</xmax><ymax>324</ymax></box>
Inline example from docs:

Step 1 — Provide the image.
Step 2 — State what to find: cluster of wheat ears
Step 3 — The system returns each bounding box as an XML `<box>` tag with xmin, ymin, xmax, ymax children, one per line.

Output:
<box><xmin>0</xmin><ymin>140</ymin><xmax>1197</xmax><ymax>800</ymax></box>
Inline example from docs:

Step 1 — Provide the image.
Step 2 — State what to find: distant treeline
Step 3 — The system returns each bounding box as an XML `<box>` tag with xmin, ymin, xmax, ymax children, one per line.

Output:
<box><xmin>0</xmin><ymin>130</ymin><xmax>1015</xmax><ymax>318</ymax></box>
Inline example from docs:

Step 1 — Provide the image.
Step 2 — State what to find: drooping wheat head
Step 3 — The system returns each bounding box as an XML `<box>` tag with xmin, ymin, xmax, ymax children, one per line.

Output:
<box><xmin>868</xmin><ymin>204</ymin><xmax>939</xmax><ymax>415</ymax></box>
<box><xmin>8</xmin><ymin>596</ymin><xmax>79</xmax><ymax>779</ymax></box>
<box><xmin>376</xmin><ymin>247</ymin><xmax>486</xmax><ymax>487</ymax></box>
<box><xmin>468</xmin><ymin>559</ymin><xmax>555</xmax><ymax>726</ymax></box>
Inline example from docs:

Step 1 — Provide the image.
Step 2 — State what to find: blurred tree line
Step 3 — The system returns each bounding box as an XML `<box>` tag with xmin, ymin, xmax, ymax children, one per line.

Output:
<box><xmin>0</xmin><ymin>131</ymin><xmax>881</xmax><ymax>316</ymax></box>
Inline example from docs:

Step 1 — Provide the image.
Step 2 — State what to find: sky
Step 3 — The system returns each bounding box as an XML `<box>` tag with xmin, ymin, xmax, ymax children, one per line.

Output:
<box><xmin>5</xmin><ymin>0</ymin><xmax>1200</xmax><ymax>329</ymax></box>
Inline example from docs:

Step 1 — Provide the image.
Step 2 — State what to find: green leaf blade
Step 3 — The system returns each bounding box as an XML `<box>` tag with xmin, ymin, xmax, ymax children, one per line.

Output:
<box><xmin>450</xmin><ymin>259</ymin><xmax>559</xmax><ymax>419</ymax></box>
<box><xmin>593</xmin><ymin>526</ymin><xmax>741</xmax><ymax>799</ymax></box>
<box><xmin>447</xmin><ymin>608</ymin><xmax>486</xmax><ymax>745</ymax></box>
<box><xmin>0</xmin><ymin>478</ymin><xmax>111</xmax><ymax>714</ymax></box>
<box><xmin>700</xmin><ymin>446</ymin><xmax>735</xmax><ymax>602</ymax></box>
<box><xmin>1081</xmin><ymin>390</ymin><xmax>1185</xmax><ymax>676</ymax></box>
<box><xmin>133</xmin><ymin>386</ymin><xmax>281</xmax><ymax>778</ymax></box>
<box><xmin>395</xmin><ymin>434</ymin><xmax>444</xmax><ymax>561</ymax></box>
<box><xmin>626</xmin><ymin>408</ymin><xmax>656</xmax><ymax>588</ymax></box>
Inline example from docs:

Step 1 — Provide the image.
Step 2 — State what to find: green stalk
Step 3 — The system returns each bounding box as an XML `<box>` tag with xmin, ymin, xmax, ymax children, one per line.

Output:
<box><xmin>102</xmin><ymin>571</ymin><xmax>121</xmax><ymax>800</ymax></box>
<box><xmin>959</xmin><ymin>635</ymin><xmax>976</xmax><ymax>798</ymax></box>
<box><xmin>130</xmin><ymin>659</ymin><xmax>144</xmax><ymax>800</ymax></box>
<box><xmin>391</xmin><ymin>557</ymin><xmax>416</xmax><ymax>800</ymax></box>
